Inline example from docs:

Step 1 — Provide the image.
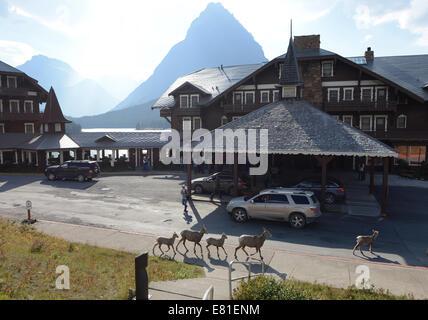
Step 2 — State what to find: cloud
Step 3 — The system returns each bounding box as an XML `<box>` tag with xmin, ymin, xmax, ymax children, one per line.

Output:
<box><xmin>353</xmin><ymin>0</ymin><xmax>428</xmax><ymax>46</ymax></box>
<box><xmin>0</xmin><ymin>40</ymin><xmax>39</xmax><ymax>66</ymax></box>
<box><xmin>363</xmin><ymin>34</ymin><xmax>373</xmax><ymax>43</ymax></box>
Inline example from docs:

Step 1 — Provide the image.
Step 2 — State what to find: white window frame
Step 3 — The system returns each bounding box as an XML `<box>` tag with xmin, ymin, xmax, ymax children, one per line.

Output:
<box><xmin>24</xmin><ymin>123</ymin><xmax>34</xmax><ymax>134</ymax></box>
<box><xmin>327</xmin><ymin>88</ymin><xmax>340</xmax><ymax>102</ymax></box>
<box><xmin>24</xmin><ymin>100</ymin><xmax>33</xmax><ymax>113</ymax></box>
<box><xmin>273</xmin><ymin>90</ymin><xmax>280</xmax><ymax>102</ymax></box>
<box><xmin>182</xmin><ymin>117</ymin><xmax>192</xmax><ymax>130</ymax></box>
<box><xmin>359</xmin><ymin>115</ymin><xmax>373</xmax><ymax>131</ymax></box>
<box><xmin>282</xmin><ymin>86</ymin><xmax>297</xmax><ymax>98</ymax></box>
<box><xmin>9</xmin><ymin>100</ymin><xmax>19</xmax><ymax>113</ymax></box>
<box><xmin>221</xmin><ymin>116</ymin><xmax>228</xmax><ymax>126</ymax></box>
<box><xmin>233</xmin><ymin>91</ymin><xmax>243</xmax><ymax>105</ymax></box>
<box><xmin>0</xmin><ymin>123</ymin><xmax>4</xmax><ymax>134</ymax></box>
<box><xmin>360</xmin><ymin>87</ymin><xmax>374</xmax><ymax>102</ymax></box>
<box><xmin>193</xmin><ymin>116</ymin><xmax>202</xmax><ymax>130</ymax></box>
<box><xmin>190</xmin><ymin>94</ymin><xmax>199</xmax><ymax>107</ymax></box>
<box><xmin>343</xmin><ymin>88</ymin><xmax>354</xmax><ymax>101</ymax></box>
<box><xmin>244</xmin><ymin>91</ymin><xmax>255</xmax><ymax>104</ymax></box>
<box><xmin>260</xmin><ymin>90</ymin><xmax>270</xmax><ymax>103</ymax></box>
<box><xmin>55</xmin><ymin>123</ymin><xmax>62</xmax><ymax>132</ymax></box>
<box><xmin>179</xmin><ymin>95</ymin><xmax>189</xmax><ymax>108</ymax></box>
<box><xmin>321</xmin><ymin>61</ymin><xmax>334</xmax><ymax>77</ymax></box>
<box><xmin>343</xmin><ymin>115</ymin><xmax>353</xmax><ymax>127</ymax></box>
<box><xmin>397</xmin><ymin>114</ymin><xmax>407</xmax><ymax>129</ymax></box>
<box><xmin>375</xmin><ymin>86</ymin><xmax>388</xmax><ymax>102</ymax></box>
<box><xmin>374</xmin><ymin>115</ymin><xmax>388</xmax><ymax>132</ymax></box>
<box><xmin>7</xmin><ymin>76</ymin><xmax>17</xmax><ymax>88</ymax></box>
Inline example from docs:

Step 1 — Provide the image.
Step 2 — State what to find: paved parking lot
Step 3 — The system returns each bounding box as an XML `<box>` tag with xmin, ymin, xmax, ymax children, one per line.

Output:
<box><xmin>0</xmin><ymin>174</ymin><xmax>427</xmax><ymax>267</ymax></box>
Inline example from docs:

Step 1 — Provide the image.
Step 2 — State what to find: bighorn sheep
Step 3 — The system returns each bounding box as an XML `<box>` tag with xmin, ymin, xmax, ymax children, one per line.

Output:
<box><xmin>234</xmin><ymin>228</ymin><xmax>272</xmax><ymax>260</ymax></box>
<box><xmin>206</xmin><ymin>233</ymin><xmax>228</xmax><ymax>257</ymax></box>
<box><xmin>153</xmin><ymin>232</ymin><xmax>179</xmax><ymax>255</ymax></box>
<box><xmin>176</xmin><ymin>225</ymin><xmax>208</xmax><ymax>255</ymax></box>
<box><xmin>353</xmin><ymin>230</ymin><xmax>380</xmax><ymax>255</ymax></box>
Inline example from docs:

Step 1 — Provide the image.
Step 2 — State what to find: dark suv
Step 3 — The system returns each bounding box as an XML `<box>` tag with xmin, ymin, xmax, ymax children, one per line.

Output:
<box><xmin>288</xmin><ymin>178</ymin><xmax>346</xmax><ymax>204</ymax></box>
<box><xmin>45</xmin><ymin>160</ymin><xmax>101</xmax><ymax>182</ymax></box>
<box><xmin>191</xmin><ymin>172</ymin><xmax>249</xmax><ymax>195</ymax></box>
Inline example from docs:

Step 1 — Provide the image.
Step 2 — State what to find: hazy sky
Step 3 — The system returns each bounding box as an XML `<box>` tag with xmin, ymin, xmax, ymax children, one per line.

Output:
<box><xmin>0</xmin><ymin>0</ymin><xmax>427</xmax><ymax>82</ymax></box>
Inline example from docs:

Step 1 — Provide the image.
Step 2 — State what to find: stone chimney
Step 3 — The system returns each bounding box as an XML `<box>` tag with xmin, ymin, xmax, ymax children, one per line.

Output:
<box><xmin>294</xmin><ymin>35</ymin><xmax>320</xmax><ymax>50</ymax></box>
<box><xmin>365</xmin><ymin>47</ymin><xmax>374</xmax><ymax>60</ymax></box>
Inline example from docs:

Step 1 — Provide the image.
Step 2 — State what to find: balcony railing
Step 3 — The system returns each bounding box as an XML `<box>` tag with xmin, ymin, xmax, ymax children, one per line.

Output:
<box><xmin>0</xmin><ymin>112</ymin><xmax>43</xmax><ymax>121</ymax></box>
<box><xmin>174</xmin><ymin>105</ymin><xmax>202</xmax><ymax>116</ymax></box>
<box><xmin>0</xmin><ymin>87</ymin><xmax>38</xmax><ymax>97</ymax></box>
<box><xmin>223</xmin><ymin>103</ymin><xmax>266</xmax><ymax>114</ymax></box>
<box><xmin>324</xmin><ymin>99</ymin><xmax>397</xmax><ymax>112</ymax></box>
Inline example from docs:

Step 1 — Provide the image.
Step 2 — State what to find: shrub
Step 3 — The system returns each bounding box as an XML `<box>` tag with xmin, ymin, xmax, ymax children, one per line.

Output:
<box><xmin>233</xmin><ymin>275</ymin><xmax>311</xmax><ymax>300</ymax></box>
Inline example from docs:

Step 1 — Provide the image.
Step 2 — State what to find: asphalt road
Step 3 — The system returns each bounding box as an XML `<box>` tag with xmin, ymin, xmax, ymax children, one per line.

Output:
<box><xmin>0</xmin><ymin>174</ymin><xmax>427</xmax><ymax>267</ymax></box>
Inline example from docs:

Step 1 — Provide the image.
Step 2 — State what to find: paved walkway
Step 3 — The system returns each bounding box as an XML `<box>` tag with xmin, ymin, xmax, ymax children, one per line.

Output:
<box><xmin>17</xmin><ymin>218</ymin><xmax>428</xmax><ymax>300</ymax></box>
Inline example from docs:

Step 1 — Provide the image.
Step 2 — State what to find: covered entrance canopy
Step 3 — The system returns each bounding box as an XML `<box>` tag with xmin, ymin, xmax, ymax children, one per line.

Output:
<box><xmin>188</xmin><ymin>99</ymin><xmax>398</xmax><ymax>214</ymax></box>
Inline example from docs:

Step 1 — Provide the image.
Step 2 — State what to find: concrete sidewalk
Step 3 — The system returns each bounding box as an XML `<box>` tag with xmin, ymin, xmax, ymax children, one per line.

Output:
<box><xmin>21</xmin><ymin>218</ymin><xmax>428</xmax><ymax>300</ymax></box>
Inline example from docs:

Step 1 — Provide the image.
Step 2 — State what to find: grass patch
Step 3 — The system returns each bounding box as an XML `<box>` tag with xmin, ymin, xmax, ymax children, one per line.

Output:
<box><xmin>233</xmin><ymin>275</ymin><xmax>413</xmax><ymax>300</ymax></box>
<box><xmin>0</xmin><ymin>219</ymin><xmax>204</xmax><ymax>300</ymax></box>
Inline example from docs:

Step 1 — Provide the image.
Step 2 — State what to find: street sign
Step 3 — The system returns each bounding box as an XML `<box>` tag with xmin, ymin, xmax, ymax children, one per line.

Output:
<box><xmin>26</xmin><ymin>200</ymin><xmax>32</xmax><ymax>210</ymax></box>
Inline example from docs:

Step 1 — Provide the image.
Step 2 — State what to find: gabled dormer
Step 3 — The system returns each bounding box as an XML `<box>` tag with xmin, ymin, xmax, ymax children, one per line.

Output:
<box><xmin>168</xmin><ymin>81</ymin><xmax>211</xmax><ymax>108</ymax></box>
<box><xmin>42</xmin><ymin>87</ymin><xmax>71</xmax><ymax>134</ymax></box>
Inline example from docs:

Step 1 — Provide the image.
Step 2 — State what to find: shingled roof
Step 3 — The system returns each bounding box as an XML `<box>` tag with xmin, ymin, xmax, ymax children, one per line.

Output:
<box><xmin>0</xmin><ymin>60</ymin><xmax>24</xmax><ymax>74</ymax></box>
<box><xmin>198</xmin><ymin>100</ymin><xmax>397</xmax><ymax>158</ymax></box>
<box><xmin>19</xmin><ymin>134</ymin><xmax>80</xmax><ymax>151</ymax></box>
<box><xmin>151</xmin><ymin>63</ymin><xmax>266</xmax><ymax>110</ymax></box>
<box><xmin>42</xmin><ymin>87</ymin><xmax>71</xmax><ymax>124</ymax></box>
<box><xmin>279</xmin><ymin>37</ymin><xmax>302</xmax><ymax>86</ymax></box>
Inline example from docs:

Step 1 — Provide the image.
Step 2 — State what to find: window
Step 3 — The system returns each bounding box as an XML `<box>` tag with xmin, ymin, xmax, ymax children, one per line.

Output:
<box><xmin>397</xmin><ymin>115</ymin><xmax>407</xmax><ymax>129</ymax></box>
<box><xmin>374</xmin><ymin>115</ymin><xmax>388</xmax><ymax>132</ymax></box>
<box><xmin>343</xmin><ymin>88</ymin><xmax>354</xmax><ymax>101</ymax></box>
<box><xmin>233</xmin><ymin>92</ymin><xmax>243</xmax><ymax>105</ymax></box>
<box><xmin>282</xmin><ymin>86</ymin><xmax>296</xmax><ymax>98</ymax></box>
<box><xmin>9</xmin><ymin>100</ymin><xmax>19</xmax><ymax>113</ymax></box>
<box><xmin>24</xmin><ymin>101</ymin><xmax>33</xmax><ymax>113</ymax></box>
<box><xmin>221</xmin><ymin>116</ymin><xmax>228</xmax><ymax>126</ymax></box>
<box><xmin>395</xmin><ymin>146</ymin><xmax>426</xmax><ymax>165</ymax></box>
<box><xmin>360</xmin><ymin>115</ymin><xmax>372</xmax><ymax>131</ymax></box>
<box><xmin>55</xmin><ymin>123</ymin><xmax>62</xmax><ymax>132</ymax></box>
<box><xmin>267</xmin><ymin>194</ymin><xmax>289</xmax><ymax>204</ymax></box>
<box><xmin>0</xmin><ymin>123</ymin><xmax>4</xmax><ymax>134</ymax></box>
<box><xmin>190</xmin><ymin>94</ymin><xmax>199</xmax><ymax>107</ymax></box>
<box><xmin>260</xmin><ymin>91</ymin><xmax>270</xmax><ymax>103</ymax></box>
<box><xmin>321</xmin><ymin>61</ymin><xmax>333</xmax><ymax>77</ymax></box>
<box><xmin>244</xmin><ymin>91</ymin><xmax>255</xmax><ymax>104</ymax></box>
<box><xmin>328</xmin><ymin>88</ymin><xmax>339</xmax><ymax>102</ymax></box>
<box><xmin>361</xmin><ymin>87</ymin><xmax>373</xmax><ymax>102</ymax></box>
<box><xmin>291</xmin><ymin>195</ymin><xmax>310</xmax><ymax>205</ymax></box>
<box><xmin>180</xmin><ymin>95</ymin><xmax>189</xmax><ymax>108</ymax></box>
<box><xmin>44</xmin><ymin>124</ymin><xmax>49</xmax><ymax>132</ymax></box>
<box><xmin>182</xmin><ymin>117</ymin><xmax>192</xmax><ymax>130</ymax></box>
<box><xmin>375</xmin><ymin>87</ymin><xmax>388</xmax><ymax>102</ymax></box>
<box><xmin>343</xmin><ymin>115</ymin><xmax>353</xmax><ymax>127</ymax></box>
<box><xmin>7</xmin><ymin>76</ymin><xmax>17</xmax><ymax>88</ymax></box>
<box><xmin>193</xmin><ymin>117</ymin><xmax>202</xmax><ymax>130</ymax></box>
<box><xmin>273</xmin><ymin>90</ymin><xmax>280</xmax><ymax>102</ymax></box>
<box><xmin>24</xmin><ymin>123</ymin><xmax>34</xmax><ymax>134</ymax></box>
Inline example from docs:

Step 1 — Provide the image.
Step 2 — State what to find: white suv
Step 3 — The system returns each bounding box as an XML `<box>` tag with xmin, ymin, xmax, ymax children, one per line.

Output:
<box><xmin>226</xmin><ymin>189</ymin><xmax>321</xmax><ymax>229</ymax></box>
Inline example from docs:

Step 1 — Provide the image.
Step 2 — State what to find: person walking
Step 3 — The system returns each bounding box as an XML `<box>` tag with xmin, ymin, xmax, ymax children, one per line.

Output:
<box><xmin>181</xmin><ymin>185</ymin><xmax>189</xmax><ymax>212</ymax></box>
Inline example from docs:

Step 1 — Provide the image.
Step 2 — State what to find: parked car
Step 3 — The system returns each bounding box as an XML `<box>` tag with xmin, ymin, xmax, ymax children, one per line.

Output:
<box><xmin>284</xmin><ymin>178</ymin><xmax>346</xmax><ymax>204</ymax></box>
<box><xmin>191</xmin><ymin>172</ymin><xmax>249</xmax><ymax>195</ymax></box>
<box><xmin>226</xmin><ymin>188</ymin><xmax>321</xmax><ymax>229</ymax></box>
<box><xmin>45</xmin><ymin>160</ymin><xmax>101</xmax><ymax>182</ymax></box>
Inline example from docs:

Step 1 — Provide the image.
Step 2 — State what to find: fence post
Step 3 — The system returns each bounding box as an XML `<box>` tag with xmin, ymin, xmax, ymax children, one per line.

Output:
<box><xmin>135</xmin><ymin>252</ymin><xmax>149</xmax><ymax>300</ymax></box>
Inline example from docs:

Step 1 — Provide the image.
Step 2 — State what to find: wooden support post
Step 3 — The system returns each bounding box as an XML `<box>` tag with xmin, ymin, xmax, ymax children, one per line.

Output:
<box><xmin>234</xmin><ymin>152</ymin><xmax>238</xmax><ymax>196</ymax></box>
<box><xmin>187</xmin><ymin>163</ymin><xmax>192</xmax><ymax>200</ymax></box>
<box><xmin>369</xmin><ymin>157</ymin><xmax>375</xmax><ymax>195</ymax></box>
<box><xmin>315</xmin><ymin>155</ymin><xmax>334</xmax><ymax>212</ymax></box>
<box><xmin>381</xmin><ymin>157</ymin><xmax>389</xmax><ymax>216</ymax></box>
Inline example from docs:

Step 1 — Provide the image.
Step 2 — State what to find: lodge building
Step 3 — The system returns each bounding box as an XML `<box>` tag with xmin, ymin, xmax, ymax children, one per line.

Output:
<box><xmin>0</xmin><ymin>61</ymin><xmax>165</xmax><ymax>170</ymax></box>
<box><xmin>153</xmin><ymin>34</ymin><xmax>428</xmax><ymax>168</ymax></box>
